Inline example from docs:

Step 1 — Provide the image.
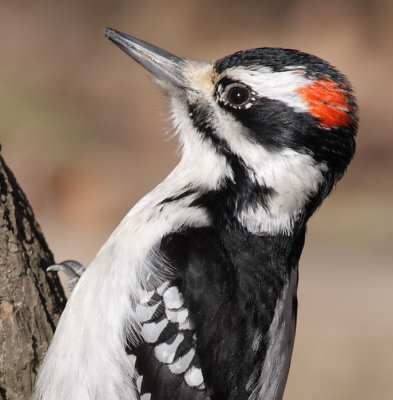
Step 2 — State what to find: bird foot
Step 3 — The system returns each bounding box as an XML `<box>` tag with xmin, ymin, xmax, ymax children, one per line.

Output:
<box><xmin>47</xmin><ymin>260</ymin><xmax>86</xmax><ymax>295</ymax></box>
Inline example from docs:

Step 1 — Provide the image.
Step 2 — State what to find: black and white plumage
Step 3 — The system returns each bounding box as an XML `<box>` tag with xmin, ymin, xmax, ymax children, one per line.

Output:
<box><xmin>32</xmin><ymin>28</ymin><xmax>358</xmax><ymax>400</ymax></box>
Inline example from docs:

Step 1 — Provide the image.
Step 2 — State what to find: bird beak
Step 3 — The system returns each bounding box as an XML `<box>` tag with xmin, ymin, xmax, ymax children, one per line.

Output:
<box><xmin>104</xmin><ymin>27</ymin><xmax>187</xmax><ymax>89</ymax></box>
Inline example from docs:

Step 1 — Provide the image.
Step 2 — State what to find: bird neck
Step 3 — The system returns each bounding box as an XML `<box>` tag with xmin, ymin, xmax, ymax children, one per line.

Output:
<box><xmin>167</xmin><ymin>126</ymin><xmax>325</xmax><ymax>236</ymax></box>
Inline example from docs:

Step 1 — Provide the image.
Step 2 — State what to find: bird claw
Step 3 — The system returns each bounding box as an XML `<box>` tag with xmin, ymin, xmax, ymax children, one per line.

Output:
<box><xmin>47</xmin><ymin>260</ymin><xmax>86</xmax><ymax>295</ymax></box>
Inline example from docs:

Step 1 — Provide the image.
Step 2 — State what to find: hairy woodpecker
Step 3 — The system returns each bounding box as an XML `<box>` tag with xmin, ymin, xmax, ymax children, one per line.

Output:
<box><xmin>32</xmin><ymin>28</ymin><xmax>358</xmax><ymax>400</ymax></box>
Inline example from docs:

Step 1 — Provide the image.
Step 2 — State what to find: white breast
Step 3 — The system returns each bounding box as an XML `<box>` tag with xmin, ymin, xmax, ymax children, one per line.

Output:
<box><xmin>31</xmin><ymin>170</ymin><xmax>213</xmax><ymax>400</ymax></box>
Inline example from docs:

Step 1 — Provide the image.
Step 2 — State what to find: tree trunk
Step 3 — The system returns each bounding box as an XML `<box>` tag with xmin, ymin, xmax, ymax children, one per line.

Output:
<box><xmin>0</xmin><ymin>149</ymin><xmax>67</xmax><ymax>400</ymax></box>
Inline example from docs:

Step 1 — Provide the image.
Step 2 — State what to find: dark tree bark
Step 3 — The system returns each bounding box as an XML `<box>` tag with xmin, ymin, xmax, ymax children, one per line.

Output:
<box><xmin>0</xmin><ymin>149</ymin><xmax>67</xmax><ymax>400</ymax></box>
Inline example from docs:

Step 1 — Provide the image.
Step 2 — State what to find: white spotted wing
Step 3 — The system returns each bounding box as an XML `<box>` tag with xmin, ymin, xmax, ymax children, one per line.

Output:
<box><xmin>126</xmin><ymin>281</ymin><xmax>208</xmax><ymax>400</ymax></box>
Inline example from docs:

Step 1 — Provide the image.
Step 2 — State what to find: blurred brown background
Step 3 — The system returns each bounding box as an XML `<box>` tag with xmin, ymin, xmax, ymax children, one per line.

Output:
<box><xmin>1</xmin><ymin>0</ymin><xmax>392</xmax><ymax>399</ymax></box>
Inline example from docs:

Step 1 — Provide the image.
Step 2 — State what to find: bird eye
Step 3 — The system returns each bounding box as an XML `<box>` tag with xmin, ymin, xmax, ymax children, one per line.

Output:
<box><xmin>225</xmin><ymin>83</ymin><xmax>251</xmax><ymax>107</ymax></box>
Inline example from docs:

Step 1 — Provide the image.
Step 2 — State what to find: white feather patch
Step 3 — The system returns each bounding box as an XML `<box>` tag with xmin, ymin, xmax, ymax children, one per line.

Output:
<box><xmin>168</xmin><ymin>348</ymin><xmax>196</xmax><ymax>375</ymax></box>
<box><xmin>141</xmin><ymin>318</ymin><xmax>168</xmax><ymax>344</ymax></box>
<box><xmin>140</xmin><ymin>290</ymin><xmax>155</xmax><ymax>304</ymax></box>
<box><xmin>136</xmin><ymin>302</ymin><xmax>161</xmax><ymax>323</ymax></box>
<box><xmin>129</xmin><ymin>354</ymin><xmax>137</xmax><ymax>370</ymax></box>
<box><xmin>178</xmin><ymin>319</ymin><xmax>194</xmax><ymax>330</ymax></box>
<box><xmin>156</xmin><ymin>281</ymin><xmax>170</xmax><ymax>295</ymax></box>
<box><xmin>154</xmin><ymin>333</ymin><xmax>184</xmax><ymax>364</ymax></box>
<box><xmin>224</xmin><ymin>66</ymin><xmax>310</xmax><ymax>112</ymax></box>
<box><xmin>136</xmin><ymin>375</ymin><xmax>143</xmax><ymax>393</ymax></box>
<box><xmin>184</xmin><ymin>366</ymin><xmax>204</xmax><ymax>388</ymax></box>
<box><xmin>165</xmin><ymin>307</ymin><xmax>189</xmax><ymax>324</ymax></box>
<box><xmin>163</xmin><ymin>286</ymin><xmax>184</xmax><ymax>309</ymax></box>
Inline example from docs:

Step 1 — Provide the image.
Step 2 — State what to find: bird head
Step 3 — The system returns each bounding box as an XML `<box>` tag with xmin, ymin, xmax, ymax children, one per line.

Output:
<box><xmin>104</xmin><ymin>28</ymin><xmax>358</xmax><ymax>234</ymax></box>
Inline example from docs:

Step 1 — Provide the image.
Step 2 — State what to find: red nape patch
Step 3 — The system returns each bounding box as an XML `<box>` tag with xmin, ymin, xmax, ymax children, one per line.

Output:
<box><xmin>297</xmin><ymin>78</ymin><xmax>351</xmax><ymax>128</ymax></box>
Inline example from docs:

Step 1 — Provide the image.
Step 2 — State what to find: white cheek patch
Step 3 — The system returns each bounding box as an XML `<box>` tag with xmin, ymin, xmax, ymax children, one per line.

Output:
<box><xmin>238</xmin><ymin>149</ymin><xmax>325</xmax><ymax>235</ymax></box>
<box><xmin>224</xmin><ymin>66</ymin><xmax>310</xmax><ymax>113</ymax></box>
<box><xmin>211</xmin><ymin>102</ymin><xmax>326</xmax><ymax>234</ymax></box>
